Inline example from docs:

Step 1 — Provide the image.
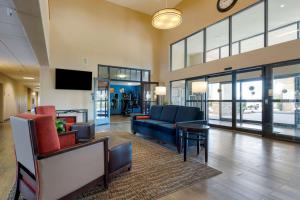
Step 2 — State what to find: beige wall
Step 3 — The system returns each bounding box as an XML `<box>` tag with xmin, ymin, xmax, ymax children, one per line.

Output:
<box><xmin>159</xmin><ymin>0</ymin><xmax>300</xmax><ymax>99</ymax></box>
<box><xmin>41</xmin><ymin>0</ymin><xmax>160</xmax><ymax>120</ymax></box>
<box><xmin>0</xmin><ymin>72</ymin><xmax>28</xmax><ymax>121</ymax></box>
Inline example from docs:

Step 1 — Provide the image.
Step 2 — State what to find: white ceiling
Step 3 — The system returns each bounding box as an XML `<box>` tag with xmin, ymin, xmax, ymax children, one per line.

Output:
<box><xmin>0</xmin><ymin>0</ymin><xmax>39</xmax><ymax>90</ymax></box>
<box><xmin>106</xmin><ymin>0</ymin><xmax>183</xmax><ymax>15</ymax></box>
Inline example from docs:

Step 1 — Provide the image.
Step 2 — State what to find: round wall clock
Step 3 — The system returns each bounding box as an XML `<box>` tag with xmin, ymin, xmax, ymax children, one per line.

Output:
<box><xmin>217</xmin><ymin>0</ymin><xmax>238</xmax><ymax>12</ymax></box>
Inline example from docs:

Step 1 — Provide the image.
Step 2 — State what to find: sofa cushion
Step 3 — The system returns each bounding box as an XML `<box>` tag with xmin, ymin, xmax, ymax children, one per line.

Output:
<box><xmin>159</xmin><ymin>105</ymin><xmax>179</xmax><ymax>123</ymax></box>
<box><xmin>150</xmin><ymin>106</ymin><xmax>163</xmax><ymax>120</ymax></box>
<box><xmin>17</xmin><ymin>113</ymin><xmax>60</xmax><ymax>154</ymax></box>
<box><xmin>175</xmin><ymin>106</ymin><xmax>202</xmax><ymax>122</ymax></box>
<box><xmin>133</xmin><ymin>119</ymin><xmax>167</xmax><ymax>128</ymax></box>
<box><xmin>155</xmin><ymin>123</ymin><xmax>176</xmax><ymax>135</ymax></box>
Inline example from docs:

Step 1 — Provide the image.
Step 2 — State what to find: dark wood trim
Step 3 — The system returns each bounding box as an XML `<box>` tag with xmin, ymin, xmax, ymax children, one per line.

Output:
<box><xmin>37</xmin><ymin>137</ymin><xmax>109</xmax><ymax>160</ymax></box>
<box><xmin>104</xmin><ymin>138</ymin><xmax>109</xmax><ymax>189</ymax></box>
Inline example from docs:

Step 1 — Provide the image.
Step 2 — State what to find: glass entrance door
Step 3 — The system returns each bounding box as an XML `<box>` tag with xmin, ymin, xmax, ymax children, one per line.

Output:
<box><xmin>94</xmin><ymin>79</ymin><xmax>110</xmax><ymax>125</ymax></box>
<box><xmin>271</xmin><ymin>63</ymin><xmax>300</xmax><ymax>140</ymax></box>
<box><xmin>236</xmin><ymin>69</ymin><xmax>263</xmax><ymax>132</ymax></box>
<box><xmin>141</xmin><ymin>82</ymin><xmax>158</xmax><ymax>114</ymax></box>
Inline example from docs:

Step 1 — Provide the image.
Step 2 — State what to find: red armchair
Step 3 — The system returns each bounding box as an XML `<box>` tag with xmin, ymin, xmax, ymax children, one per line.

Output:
<box><xmin>10</xmin><ymin>113</ymin><xmax>108</xmax><ymax>199</ymax></box>
<box><xmin>35</xmin><ymin>105</ymin><xmax>76</xmax><ymax>132</ymax></box>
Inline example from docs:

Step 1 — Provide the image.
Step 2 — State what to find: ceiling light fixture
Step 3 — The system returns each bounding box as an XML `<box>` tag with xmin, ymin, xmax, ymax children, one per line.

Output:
<box><xmin>152</xmin><ymin>0</ymin><xmax>182</xmax><ymax>30</ymax></box>
<box><xmin>23</xmin><ymin>77</ymin><xmax>35</xmax><ymax>80</ymax></box>
<box><xmin>280</xmin><ymin>4</ymin><xmax>285</xmax><ymax>8</ymax></box>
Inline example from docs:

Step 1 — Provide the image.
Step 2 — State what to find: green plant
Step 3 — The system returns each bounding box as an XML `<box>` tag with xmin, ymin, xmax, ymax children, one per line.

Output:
<box><xmin>55</xmin><ymin>119</ymin><xmax>66</xmax><ymax>134</ymax></box>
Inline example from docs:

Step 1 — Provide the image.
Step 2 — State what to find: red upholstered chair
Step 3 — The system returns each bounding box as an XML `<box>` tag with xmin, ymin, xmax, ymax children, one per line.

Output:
<box><xmin>35</xmin><ymin>105</ymin><xmax>76</xmax><ymax>132</ymax></box>
<box><xmin>10</xmin><ymin>113</ymin><xmax>109</xmax><ymax>199</ymax></box>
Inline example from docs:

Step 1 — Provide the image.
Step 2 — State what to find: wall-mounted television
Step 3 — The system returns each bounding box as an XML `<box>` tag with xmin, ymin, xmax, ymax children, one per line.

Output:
<box><xmin>55</xmin><ymin>68</ymin><xmax>92</xmax><ymax>90</ymax></box>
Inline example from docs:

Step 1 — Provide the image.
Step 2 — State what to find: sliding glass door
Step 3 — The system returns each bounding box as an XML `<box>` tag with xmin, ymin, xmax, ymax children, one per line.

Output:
<box><xmin>271</xmin><ymin>63</ymin><xmax>300</xmax><ymax>140</ymax></box>
<box><xmin>207</xmin><ymin>74</ymin><xmax>232</xmax><ymax>127</ymax></box>
<box><xmin>236</xmin><ymin>69</ymin><xmax>263</xmax><ymax>131</ymax></box>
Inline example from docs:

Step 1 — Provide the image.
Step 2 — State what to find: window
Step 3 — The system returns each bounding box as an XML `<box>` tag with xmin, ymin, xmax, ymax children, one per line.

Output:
<box><xmin>268</xmin><ymin>0</ymin><xmax>300</xmax><ymax>46</ymax></box>
<box><xmin>232</xmin><ymin>2</ymin><xmax>264</xmax><ymax>55</ymax></box>
<box><xmin>186</xmin><ymin>78</ymin><xmax>206</xmax><ymax>110</ymax></box>
<box><xmin>171</xmin><ymin>80</ymin><xmax>185</xmax><ymax>105</ymax></box>
<box><xmin>142</xmin><ymin>71</ymin><xmax>150</xmax><ymax>82</ymax></box>
<box><xmin>171</xmin><ymin>40</ymin><xmax>185</xmax><ymax>71</ymax></box>
<box><xmin>187</xmin><ymin>31</ymin><xmax>204</xmax><ymax>67</ymax></box>
<box><xmin>98</xmin><ymin>66</ymin><xmax>109</xmax><ymax>79</ymax></box>
<box><xmin>206</xmin><ymin>19</ymin><xmax>229</xmax><ymax>62</ymax></box>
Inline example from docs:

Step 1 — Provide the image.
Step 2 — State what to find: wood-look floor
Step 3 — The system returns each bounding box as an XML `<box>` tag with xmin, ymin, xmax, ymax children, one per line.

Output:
<box><xmin>1</xmin><ymin>120</ymin><xmax>300</xmax><ymax>200</ymax></box>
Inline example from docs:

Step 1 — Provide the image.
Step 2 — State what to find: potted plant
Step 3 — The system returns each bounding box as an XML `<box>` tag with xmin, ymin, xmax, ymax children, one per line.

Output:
<box><xmin>55</xmin><ymin>119</ymin><xmax>66</xmax><ymax>134</ymax></box>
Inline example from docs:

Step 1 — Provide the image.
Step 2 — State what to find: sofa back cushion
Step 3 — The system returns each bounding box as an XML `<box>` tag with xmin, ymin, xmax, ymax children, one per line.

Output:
<box><xmin>175</xmin><ymin>106</ymin><xmax>203</xmax><ymax>122</ymax></box>
<box><xmin>150</xmin><ymin>106</ymin><xmax>163</xmax><ymax>120</ymax></box>
<box><xmin>160</xmin><ymin>105</ymin><xmax>179</xmax><ymax>123</ymax></box>
<box><xmin>17</xmin><ymin>113</ymin><xmax>60</xmax><ymax>154</ymax></box>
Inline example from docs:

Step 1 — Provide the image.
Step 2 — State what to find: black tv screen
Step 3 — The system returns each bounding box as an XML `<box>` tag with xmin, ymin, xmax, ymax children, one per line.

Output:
<box><xmin>55</xmin><ymin>68</ymin><xmax>92</xmax><ymax>90</ymax></box>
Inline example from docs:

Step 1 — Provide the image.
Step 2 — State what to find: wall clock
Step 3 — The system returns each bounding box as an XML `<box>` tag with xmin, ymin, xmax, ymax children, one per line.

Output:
<box><xmin>217</xmin><ymin>0</ymin><xmax>238</xmax><ymax>12</ymax></box>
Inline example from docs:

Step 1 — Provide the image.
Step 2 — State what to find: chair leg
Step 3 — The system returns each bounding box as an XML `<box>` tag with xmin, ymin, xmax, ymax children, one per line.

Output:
<box><xmin>14</xmin><ymin>167</ymin><xmax>20</xmax><ymax>200</ymax></box>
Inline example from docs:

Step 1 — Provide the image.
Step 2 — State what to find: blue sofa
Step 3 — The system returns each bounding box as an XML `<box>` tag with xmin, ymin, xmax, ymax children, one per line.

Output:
<box><xmin>131</xmin><ymin>105</ymin><xmax>206</xmax><ymax>147</ymax></box>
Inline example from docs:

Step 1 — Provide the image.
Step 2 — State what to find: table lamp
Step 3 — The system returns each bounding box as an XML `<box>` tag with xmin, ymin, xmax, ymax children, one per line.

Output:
<box><xmin>155</xmin><ymin>86</ymin><xmax>166</xmax><ymax>105</ymax></box>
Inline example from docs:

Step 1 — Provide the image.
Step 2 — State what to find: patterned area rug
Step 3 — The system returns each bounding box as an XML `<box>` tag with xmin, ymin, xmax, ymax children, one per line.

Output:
<box><xmin>8</xmin><ymin>132</ymin><xmax>221</xmax><ymax>200</ymax></box>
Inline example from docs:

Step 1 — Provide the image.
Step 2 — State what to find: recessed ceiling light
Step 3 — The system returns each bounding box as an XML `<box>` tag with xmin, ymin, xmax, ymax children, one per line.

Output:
<box><xmin>280</xmin><ymin>4</ymin><xmax>285</xmax><ymax>8</ymax></box>
<box><xmin>23</xmin><ymin>77</ymin><xmax>35</xmax><ymax>80</ymax></box>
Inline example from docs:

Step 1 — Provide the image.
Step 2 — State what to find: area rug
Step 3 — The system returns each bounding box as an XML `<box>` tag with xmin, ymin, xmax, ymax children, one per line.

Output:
<box><xmin>8</xmin><ymin>132</ymin><xmax>221</xmax><ymax>200</ymax></box>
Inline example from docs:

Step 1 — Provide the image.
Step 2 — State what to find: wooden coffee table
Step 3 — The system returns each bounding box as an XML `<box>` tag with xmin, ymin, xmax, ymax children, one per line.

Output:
<box><xmin>177</xmin><ymin>123</ymin><xmax>210</xmax><ymax>162</ymax></box>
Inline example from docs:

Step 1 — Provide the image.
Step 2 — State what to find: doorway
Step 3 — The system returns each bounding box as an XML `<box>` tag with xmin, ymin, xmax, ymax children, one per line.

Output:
<box><xmin>95</xmin><ymin>65</ymin><xmax>158</xmax><ymax>125</ymax></box>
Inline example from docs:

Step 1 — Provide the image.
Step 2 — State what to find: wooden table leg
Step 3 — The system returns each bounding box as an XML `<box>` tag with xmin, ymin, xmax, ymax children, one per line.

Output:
<box><xmin>183</xmin><ymin>131</ymin><xmax>187</xmax><ymax>162</ymax></box>
<box><xmin>205</xmin><ymin>133</ymin><xmax>208</xmax><ymax>163</ymax></box>
<box><xmin>197</xmin><ymin>134</ymin><xmax>200</xmax><ymax>155</ymax></box>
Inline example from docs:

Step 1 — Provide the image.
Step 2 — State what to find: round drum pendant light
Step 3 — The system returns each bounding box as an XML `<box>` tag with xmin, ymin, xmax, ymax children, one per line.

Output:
<box><xmin>152</xmin><ymin>1</ymin><xmax>182</xmax><ymax>30</ymax></box>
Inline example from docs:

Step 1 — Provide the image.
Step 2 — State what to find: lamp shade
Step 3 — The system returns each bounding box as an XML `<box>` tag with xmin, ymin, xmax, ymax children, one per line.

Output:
<box><xmin>155</xmin><ymin>86</ymin><xmax>167</xmax><ymax>96</ymax></box>
<box><xmin>192</xmin><ymin>81</ymin><xmax>207</xmax><ymax>93</ymax></box>
<box><xmin>152</xmin><ymin>8</ymin><xmax>182</xmax><ymax>30</ymax></box>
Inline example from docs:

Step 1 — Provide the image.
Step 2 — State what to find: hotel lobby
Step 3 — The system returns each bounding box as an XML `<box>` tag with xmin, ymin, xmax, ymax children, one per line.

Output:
<box><xmin>1</xmin><ymin>0</ymin><xmax>300</xmax><ymax>199</ymax></box>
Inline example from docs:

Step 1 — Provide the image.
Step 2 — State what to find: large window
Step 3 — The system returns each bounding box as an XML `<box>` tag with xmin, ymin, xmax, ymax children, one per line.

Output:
<box><xmin>171</xmin><ymin>80</ymin><xmax>185</xmax><ymax>106</ymax></box>
<box><xmin>232</xmin><ymin>2</ymin><xmax>264</xmax><ymax>55</ymax></box>
<box><xmin>169</xmin><ymin>1</ymin><xmax>300</xmax><ymax>67</ymax></box>
<box><xmin>268</xmin><ymin>0</ymin><xmax>300</xmax><ymax>46</ymax></box>
<box><xmin>206</xmin><ymin>19</ymin><xmax>229</xmax><ymax>62</ymax></box>
<box><xmin>171</xmin><ymin>40</ymin><xmax>185</xmax><ymax>71</ymax></box>
<box><xmin>187</xmin><ymin>31</ymin><xmax>204</xmax><ymax>67</ymax></box>
<box><xmin>98</xmin><ymin>65</ymin><xmax>150</xmax><ymax>82</ymax></box>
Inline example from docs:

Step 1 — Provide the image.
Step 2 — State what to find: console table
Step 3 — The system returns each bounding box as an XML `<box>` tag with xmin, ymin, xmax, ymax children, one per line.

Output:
<box><xmin>56</xmin><ymin>109</ymin><xmax>88</xmax><ymax>123</ymax></box>
<box><xmin>177</xmin><ymin>123</ymin><xmax>210</xmax><ymax>163</ymax></box>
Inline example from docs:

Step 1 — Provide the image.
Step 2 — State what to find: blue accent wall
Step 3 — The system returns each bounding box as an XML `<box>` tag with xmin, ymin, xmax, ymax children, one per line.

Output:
<box><xmin>110</xmin><ymin>84</ymin><xmax>141</xmax><ymax>114</ymax></box>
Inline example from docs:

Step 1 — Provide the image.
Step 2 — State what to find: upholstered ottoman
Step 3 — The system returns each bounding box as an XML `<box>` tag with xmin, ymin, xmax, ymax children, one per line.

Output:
<box><xmin>71</xmin><ymin>121</ymin><xmax>95</xmax><ymax>142</ymax></box>
<box><xmin>108</xmin><ymin>137</ymin><xmax>132</xmax><ymax>176</ymax></box>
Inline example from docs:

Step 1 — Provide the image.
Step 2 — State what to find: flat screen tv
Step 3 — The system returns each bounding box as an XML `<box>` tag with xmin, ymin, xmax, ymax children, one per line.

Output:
<box><xmin>55</xmin><ymin>68</ymin><xmax>92</xmax><ymax>90</ymax></box>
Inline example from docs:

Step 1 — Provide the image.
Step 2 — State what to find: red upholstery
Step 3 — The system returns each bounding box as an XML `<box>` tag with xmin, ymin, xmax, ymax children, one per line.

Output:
<box><xmin>136</xmin><ymin>116</ymin><xmax>150</xmax><ymax>120</ymax></box>
<box><xmin>17</xmin><ymin>113</ymin><xmax>60</xmax><ymax>154</ymax></box>
<box><xmin>58</xmin><ymin>116</ymin><xmax>76</xmax><ymax>123</ymax></box>
<box><xmin>35</xmin><ymin>106</ymin><xmax>57</xmax><ymax>121</ymax></box>
<box><xmin>58</xmin><ymin>133</ymin><xmax>76</xmax><ymax>149</ymax></box>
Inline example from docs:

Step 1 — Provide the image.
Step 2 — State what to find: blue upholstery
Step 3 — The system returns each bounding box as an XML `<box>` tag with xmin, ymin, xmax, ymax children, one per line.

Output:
<box><xmin>159</xmin><ymin>105</ymin><xmax>178</xmax><ymax>123</ymax></box>
<box><xmin>150</xmin><ymin>106</ymin><xmax>163</xmax><ymax>120</ymax></box>
<box><xmin>155</xmin><ymin>123</ymin><xmax>176</xmax><ymax>134</ymax></box>
<box><xmin>175</xmin><ymin>106</ymin><xmax>202</xmax><ymax>122</ymax></box>
<box><xmin>131</xmin><ymin>105</ymin><xmax>205</xmax><ymax>146</ymax></box>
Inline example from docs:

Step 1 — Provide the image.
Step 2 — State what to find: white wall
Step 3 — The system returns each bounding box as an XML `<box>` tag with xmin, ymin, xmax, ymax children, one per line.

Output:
<box><xmin>0</xmin><ymin>72</ymin><xmax>28</xmax><ymax>120</ymax></box>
